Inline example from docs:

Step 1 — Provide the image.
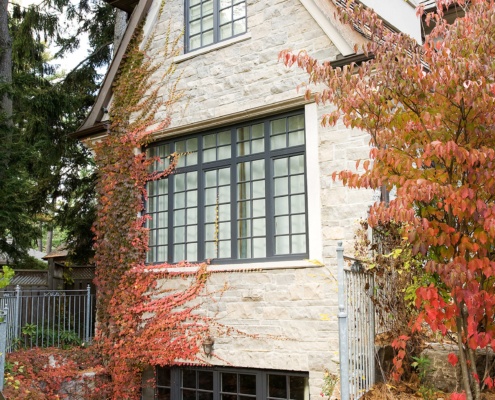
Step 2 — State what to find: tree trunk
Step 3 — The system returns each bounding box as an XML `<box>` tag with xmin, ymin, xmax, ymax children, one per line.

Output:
<box><xmin>0</xmin><ymin>0</ymin><xmax>12</xmax><ymax>119</ymax></box>
<box><xmin>467</xmin><ymin>346</ymin><xmax>481</xmax><ymax>400</ymax></box>
<box><xmin>113</xmin><ymin>9</ymin><xmax>127</xmax><ymax>56</ymax></box>
<box><xmin>462</xmin><ymin>310</ymin><xmax>481</xmax><ymax>400</ymax></box>
<box><xmin>46</xmin><ymin>228</ymin><xmax>53</xmax><ymax>254</ymax></box>
<box><xmin>0</xmin><ymin>0</ymin><xmax>12</xmax><ymax>182</ymax></box>
<box><xmin>456</xmin><ymin>315</ymin><xmax>474</xmax><ymax>400</ymax></box>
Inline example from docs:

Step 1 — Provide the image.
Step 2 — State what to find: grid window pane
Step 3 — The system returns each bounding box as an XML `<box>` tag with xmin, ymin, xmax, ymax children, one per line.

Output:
<box><xmin>183</xmin><ymin>370</ymin><xmax>196</xmax><ymax>388</ymax></box>
<box><xmin>268</xmin><ymin>375</ymin><xmax>287</xmax><ymax>398</ymax></box>
<box><xmin>146</xmin><ymin>111</ymin><xmax>306</xmax><ymax>263</ymax></box>
<box><xmin>190</xmin><ymin>35</ymin><xmax>201</xmax><ymax>50</ymax></box>
<box><xmin>203</xmin><ymin>16</ymin><xmax>214</xmax><ymax>32</ymax></box>
<box><xmin>183</xmin><ymin>390</ymin><xmax>195</xmax><ymax>400</ymax></box>
<box><xmin>190</xmin><ymin>19</ymin><xmax>201</xmax><ymax>35</ymax></box>
<box><xmin>156</xmin><ymin>388</ymin><xmax>170</xmax><ymax>400</ymax></box>
<box><xmin>186</xmin><ymin>0</ymin><xmax>247</xmax><ymax>52</ymax></box>
<box><xmin>189</xmin><ymin>4</ymin><xmax>201</xmax><ymax>19</ymax></box>
<box><xmin>222</xmin><ymin>373</ymin><xmax>237</xmax><ymax>392</ymax></box>
<box><xmin>220</xmin><ymin>9</ymin><xmax>232</xmax><ymax>24</ymax></box>
<box><xmin>252</xmin><ymin>237</ymin><xmax>266</xmax><ymax>258</ymax></box>
<box><xmin>203</xmin><ymin>30</ymin><xmax>214</xmax><ymax>46</ymax></box>
<box><xmin>233</xmin><ymin>3</ymin><xmax>246</xmax><ymax>18</ymax></box>
<box><xmin>220</xmin><ymin>23</ymin><xmax>233</xmax><ymax>40</ymax></box>
<box><xmin>233</xmin><ymin>18</ymin><xmax>246</xmax><ymax>35</ymax></box>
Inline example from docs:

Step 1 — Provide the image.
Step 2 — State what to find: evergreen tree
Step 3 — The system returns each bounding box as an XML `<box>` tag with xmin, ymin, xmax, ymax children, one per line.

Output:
<box><xmin>0</xmin><ymin>0</ymin><xmax>116</xmax><ymax>263</ymax></box>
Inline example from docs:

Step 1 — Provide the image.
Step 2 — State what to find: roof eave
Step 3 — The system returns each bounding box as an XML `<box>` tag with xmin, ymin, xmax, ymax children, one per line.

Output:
<box><xmin>72</xmin><ymin>0</ymin><xmax>153</xmax><ymax>139</ymax></box>
<box><xmin>330</xmin><ymin>52</ymin><xmax>374</xmax><ymax>68</ymax></box>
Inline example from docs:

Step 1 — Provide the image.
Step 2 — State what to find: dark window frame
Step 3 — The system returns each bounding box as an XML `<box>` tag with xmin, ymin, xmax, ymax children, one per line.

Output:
<box><xmin>145</xmin><ymin>110</ymin><xmax>309</xmax><ymax>265</ymax></box>
<box><xmin>184</xmin><ymin>0</ymin><xmax>248</xmax><ymax>53</ymax></box>
<box><xmin>155</xmin><ymin>366</ymin><xmax>310</xmax><ymax>400</ymax></box>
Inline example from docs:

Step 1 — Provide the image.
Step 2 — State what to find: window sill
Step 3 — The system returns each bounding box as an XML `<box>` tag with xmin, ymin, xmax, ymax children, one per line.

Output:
<box><xmin>146</xmin><ymin>259</ymin><xmax>323</xmax><ymax>274</ymax></box>
<box><xmin>173</xmin><ymin>32</ymin><xmax>252</xmax><ymax>64</ymax></box>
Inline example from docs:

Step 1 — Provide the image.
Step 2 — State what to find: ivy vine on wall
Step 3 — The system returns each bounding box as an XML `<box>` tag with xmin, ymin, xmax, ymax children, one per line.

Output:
<box><xmin>91</xmin><ymin>8</ymin><xmax>212</xmax><ymax>399</ymax></box>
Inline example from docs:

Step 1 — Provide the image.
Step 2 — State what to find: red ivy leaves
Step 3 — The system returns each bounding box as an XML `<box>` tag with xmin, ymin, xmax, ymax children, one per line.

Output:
<box><xmin>390</xmin><ymin>335</ymin><xmax>410</xmax><ymax>381</ymax></box>
<box><xmin>4</xmin><ymin>347</ymin><xmax>110</xmax><ymax>399</ymax></box>
<box><xmin>90</xmin><ymin>19</ymin><xmax>210</xmax><ymax>400</ymax></box>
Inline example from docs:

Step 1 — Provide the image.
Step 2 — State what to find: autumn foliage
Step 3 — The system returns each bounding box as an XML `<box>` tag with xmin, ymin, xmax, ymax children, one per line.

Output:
<box><xmin>3</xmin><ymin>346</ymin><xmax>110</xmax><ymax>399</ymax></box>
<box><xmin>89</xmin><ymin>14</ymin><xmax>212</xmax><ymax>400</ymax></box>
<box><xmin>282</xmin><ymin>1</ymin><xmax>495</xmax><ymax>399</ymax></box>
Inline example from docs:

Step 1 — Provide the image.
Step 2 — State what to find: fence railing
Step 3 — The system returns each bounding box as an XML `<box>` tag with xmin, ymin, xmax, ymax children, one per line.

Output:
<box><xmin>338</xmin><ymin>242</ymin><xmax>375</xmax><ymax>400</ymax></box>
<box><xmin>0</xmin><ymin>286</ymin><xmax>95</xmax><ymax>352</ymax></box>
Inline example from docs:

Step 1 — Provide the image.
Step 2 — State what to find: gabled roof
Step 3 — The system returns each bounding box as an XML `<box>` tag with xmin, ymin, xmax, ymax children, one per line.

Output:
<box><xmin>75</xmin><ymin>0</ymin><xmax>407</xmax><ymax>140</ymax></box>
<box><xmin>73</xmin><ymin>0</ymin><xmax>153</xmax><ymax>139</ymax></box>
<box><xmin>10</xmin><ymin>270</ymin><xmax>48</xmax><ymax>287</ymax></box>
<box><xmin>104</xmin><ymin>0</ymin><xmax>139</xmax><ymax>13</ymax></box>
<box><xmin>73</xmin><ymin>0</ymin><xmax>364</xmax><ymax>140</ymax></box>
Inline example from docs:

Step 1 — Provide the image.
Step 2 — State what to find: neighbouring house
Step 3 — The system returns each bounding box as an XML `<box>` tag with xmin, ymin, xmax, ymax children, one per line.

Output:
<box><xmin>0</xmin><ymin>248</ymin><xmax>48</xmax><ymax>291</ymax></box>
<box><xmin>0</xmin><ymin>248</ymin><xmax>96</xmax><ymax>292</ymax></box>
<box><xmin>72</xmin><ymin>1</ymin><xmax>426</xmax><ymax>399</ymax></box>
<box><xmin>42</xmin><ymin>249</ymin><xmax>96</xmax><ymax>292</ymax></box>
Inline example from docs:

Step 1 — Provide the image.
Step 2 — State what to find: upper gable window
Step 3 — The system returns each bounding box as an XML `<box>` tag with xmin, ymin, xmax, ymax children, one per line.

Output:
<box><xmin>185</xmin><ymin>0</ymin><xmax>247</xmax><ymax>52</ymax></box>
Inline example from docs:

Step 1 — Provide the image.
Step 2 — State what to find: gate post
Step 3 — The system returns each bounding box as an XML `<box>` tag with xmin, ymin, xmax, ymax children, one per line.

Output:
<box><xmin>0</xmin><ymin>308</ymin><xmax>8</xmax><ymax>392</ymax></box>
<box><xmin>337</xmin><ymin>242</ymin><xmax>349</xmax><ymax>400</ymax></box>
<box><xmin>14</xmin><ymin>285</ymin><xmax>21</xmax><ymax>340</ymax></box>
<box><xmin>85</xmin><ymin>285</ymin><xmax>91</xmax><ymax>343</ymax></box>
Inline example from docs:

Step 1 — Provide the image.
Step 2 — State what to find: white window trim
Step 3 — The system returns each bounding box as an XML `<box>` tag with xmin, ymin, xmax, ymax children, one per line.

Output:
<box><xmin>147</xmin><ymin>259</ymin><xmax>323</xmax><ymax>274</ymax></box>
<box><xmin>173</xmin><ymin>32</ymin><xmax>252</xmax><ymax>64</ymax></box>
<box><xmin>304</xmin><ymin>102</ymin><xmax>323</xmax><ymax>262</ymax></box>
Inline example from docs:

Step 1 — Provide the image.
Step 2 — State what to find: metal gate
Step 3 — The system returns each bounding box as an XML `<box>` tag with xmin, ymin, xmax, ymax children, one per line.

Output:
<box><xmin>338</xmin><ymin>242</ymin><xmax>375</xmax><ymax>400</ymax></box>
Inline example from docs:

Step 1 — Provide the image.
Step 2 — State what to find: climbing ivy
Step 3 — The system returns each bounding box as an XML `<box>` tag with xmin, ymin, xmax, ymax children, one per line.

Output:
<box><xmin>91</xmin><ymin>12</ymin><xmax>212</xmax><ymax>399</ymax></box>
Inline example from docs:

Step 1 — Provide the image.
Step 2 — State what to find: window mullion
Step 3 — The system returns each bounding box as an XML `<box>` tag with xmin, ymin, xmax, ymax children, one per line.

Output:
<box><xmin>230</xmin><ymin>126</ymin><xmax>237</xmax><ymax>259</ymax></box>
<box><xmin>184</xmin><ymin>0</ymin><xmax>190</xmax><ymax>52</ymax></box>
<box><xmin>213</xmin><ymin>370</ymin><xmax>221</xmax><ymax>400</ymax></box>
<box><xmin>198</xmin><ymin>134</ymin><xmax>206</xmax><ymax>262</ymax></box>
<box><xmin>167</xmin><ymin>165</ymin><xmax>175</xmax><ymax>264</ymax></box>
<box><xmin>264</xmin><ymin>120</ymin><xmax>275</xmax><ymax>258</ymax></box>
<box><xmin>258</xmin><ymin>371</ymin><xmax>265</xmax><ymax>400</ymax></box>
<box><xmin>213</xmin><ymin>0</ymin><xmax>219</xmax><ymax>46</ymax></box>
<box><xmin>171</xmin><ymin>367</ymin><xmax>180</xmax><ymax>399</ymax></box>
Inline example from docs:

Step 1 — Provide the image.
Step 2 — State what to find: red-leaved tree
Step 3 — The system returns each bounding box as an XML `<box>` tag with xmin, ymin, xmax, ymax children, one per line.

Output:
<box><xmin>281</xmin><ymin>1</ymin><xmax>495</xmax><ymax>399</ymax></box>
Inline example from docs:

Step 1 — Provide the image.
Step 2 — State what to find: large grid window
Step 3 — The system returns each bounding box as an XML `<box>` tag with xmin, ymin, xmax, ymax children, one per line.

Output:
<box><xmin>185</xmin><ymin>0</ymin><xmax>247</xmax><ymax>52</ymax></box>
<box><xmin>156</xmin><ymin>366</ymin><xmax>309</xmax><ymax>400</ymax></box>
<box><xmin>146</xmin><ymin>111</ymin><xmax>307</xmax><ymax>264</ymax></box>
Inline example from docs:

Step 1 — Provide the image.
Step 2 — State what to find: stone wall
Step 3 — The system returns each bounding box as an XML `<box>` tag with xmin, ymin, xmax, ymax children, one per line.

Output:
<box><xmin>156</xmin><ymin>265</ymin><xmax>340</xmax><ymax>399</ymax></box>
<box><xmin>137</xmin><ymin>0</ymin><xmax>375</xmax><ymax>399</ymax></box>
<box><xmin>421</xmin><ymin>343</ymin><xmax>460</xmax><ymax>393</ymax></box>
<box><xmin>145</xmin><ymin>0</ymin><xmax>340</xmax><ymax>129</ymax></box>
<box><xmin>420</xmin><ymin>343</ymin><xmax>495</xmax><ymax>393</ymax></box>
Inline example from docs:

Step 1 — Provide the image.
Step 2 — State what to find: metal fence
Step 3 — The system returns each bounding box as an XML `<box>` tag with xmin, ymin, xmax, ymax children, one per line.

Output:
<box><xmin>0</xmin><ymin>285</ymin><xmax>95</xmax><ymax>352</ymax></box>
<box><xmin>338</xmin><ymin>242</ymin><xmax>375</xmax><ymax>400</ymax></box>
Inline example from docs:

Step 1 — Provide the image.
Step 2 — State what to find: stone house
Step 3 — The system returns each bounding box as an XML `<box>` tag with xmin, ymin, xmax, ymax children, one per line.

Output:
<box><xmin>73</xmin><ymin>0</ymin><xmax>423</xmax><ymax>399</ymax></box>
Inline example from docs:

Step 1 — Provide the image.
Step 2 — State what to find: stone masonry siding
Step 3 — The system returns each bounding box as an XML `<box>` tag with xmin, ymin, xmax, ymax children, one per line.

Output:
<box><xmin>139</xmin><ymin>0</ymin><xmax>375</xmax><ymax>399</ymax></box>
<box><xmin>156</xmin><ymin>265</ymin><xmax>339</xmax><ymax>399</ymax></box>
<box><xmin>146</xmin><ymin>0</ymin><xmax>339</xmax><ymax>128</ymax></box>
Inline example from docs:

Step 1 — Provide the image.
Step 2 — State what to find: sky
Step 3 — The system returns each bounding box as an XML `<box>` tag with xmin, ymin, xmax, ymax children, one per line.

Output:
<box><xmin>18</xmin><ymin>0</ymin><xmax>91</xmax><ymax>73</ymax></box>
